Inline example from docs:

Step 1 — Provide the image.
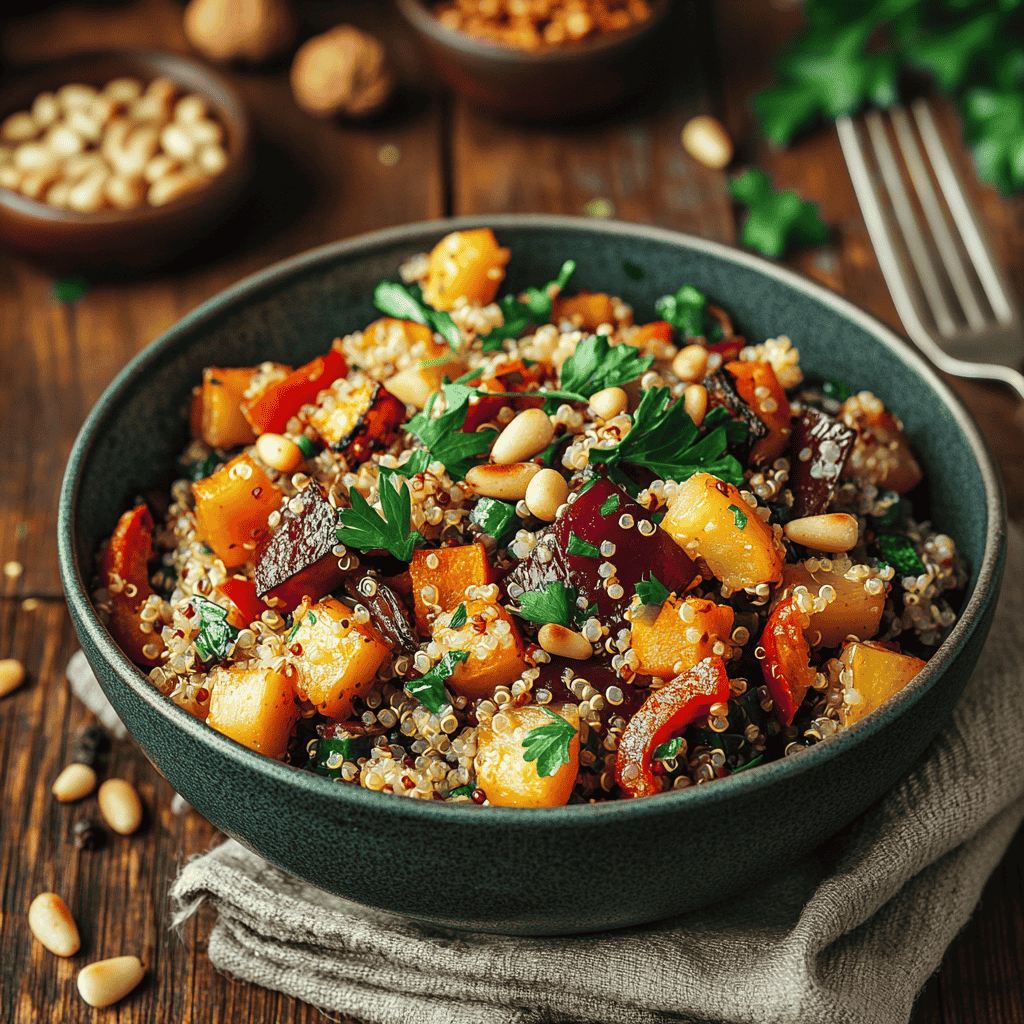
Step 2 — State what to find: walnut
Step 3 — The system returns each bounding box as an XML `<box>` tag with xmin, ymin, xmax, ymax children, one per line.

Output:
<box><xmin>183</xmin><ymin>0</ymin><xmax>296</xmax><ymax>65</ymax></box>
<box><xmin>290</xmin><ymin>25</ymin><xmax>394</xmax><ymax>120</ymax></box>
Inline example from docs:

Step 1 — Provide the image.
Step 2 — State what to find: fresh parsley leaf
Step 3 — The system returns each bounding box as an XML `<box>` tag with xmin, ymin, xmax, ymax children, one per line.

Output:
<box><xmin>373</xmin><ymin>280</ymin><xmax>461</xmax><ymax>354</ymax></box>
<box><xmin>393</xmin><ymin>449</ymin><xmax>432</xmax><ymax>478</ymax></box>
<box><xmin>822</xmin><ymin>377</ymin><xmax>852</xmax><ymax>403</ymax></box>
<box><xmin>588</xmin><ymin>386</ymin><xmax>745</xmax><ymax>486</ymax></box>
<box><xmin>517</xmin><ymin>581</ymin><xmax>576</xmax><ymax>627</ymax></box>
<box><xmin>635</xmin><ymin>572</ymin><xmax>669</xmax><ymax>606</ymax></box>
<box><xmin>406</xmin><ymin>384</ymin><xmax>498</xmax><ymax>480</ymax></box>
<box><xmin>652</xmin><ymin>736</ymin><xmax>684</xmax><ymax>761</ymax></box>
<box><xmin>567</xmin><ymin>533</ymin><xmax>602</xmax><ymax>558</ymax></box>
<box><xmin>654</xmin><ymin>284</ymin><xmax>723</xmax><ymax>341</ymax></box>
<box><xmin>558</xmin><ymin>332</ymin><xmax>654</xmax><ymax>399</ymax></box>
<box><xmin>521</xmin><ymin>707</ymin><xmax>577</xmax><ymax>778</ymax></box>
<box><xmin>729</xmin><ymin>504</ymin><xmax>749</xmax><ymax>530</ymax></box>
<box><xmin>307</xmin><ymin>735</ymin><xmax>371</xmax><ymax>779</ymax></box>
<box><xmin>478</xmin><ymin>261</ymin><xmax>576</xmax><ymax>349</ymax></box>
<box><xmin>599</xmin><ymin>493</ymin><xmax>621</xmax><ymax>516</ymax></box>
<box><xmin>875</xmin><ymin>533</ymin><xmax>925</xmax><ymax>577</ymax></box>
<box><xmin>442</xmin><ymin>783</ymin><xmax>476</xmax><ymax>800</ymax></box>
<box><xmin>731</xmin><ymin>754</ymin><xmax>764</xmax><ymax>774</ymax></box>
<box><xmin>406</xmin><ymin>650</ymin><xmax>469</xmax><ymax>713</ymax></box>
<box><xmin>191</xmin><ymin>596</ymin><xmax>238</xmax><ymax>663</ymax></box>
<box><xmin>336</xmin><ymin>474</ymin><xmax>421</xmax><ymax>561</ymax></box>
<box><xmin>729</xmin><ymin>169</ymin><xmax>828</xmax><ymax>259</ymax></box>
<box><xmin>572</xmin><ymin>601</ymin><xmax>599</xmax><ymax>629</ymax></box>
<box><xmin>448</xmin><ymin>603</ymin><xmax>468</xmax><ymax>630</ymax></box>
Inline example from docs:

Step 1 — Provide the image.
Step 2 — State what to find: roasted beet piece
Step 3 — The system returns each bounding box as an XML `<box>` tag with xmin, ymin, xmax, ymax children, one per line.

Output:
<box><xmin>255</xmin><ymin>481</ymin><xmax>347</xmax><ymax>612</ymax></box>
<box><xmin>503</xmin><ymin>478</ymin><xmax>699</xmax><ymax>629</ymax></box>
<box><xmin>788</xmin><ymin>407</ymin><xmax>857</xmax><ymax>517</ymax></box>
<box><xmin>704</xmin><ymin>369</ymin><xmax>767</xmax><ymax>463</ymax></box>
<box><xmin>531</xmin><ymin>657</ymin><xmax>649</xmax><ymax>735</ymax></box>
<box><xmin>342</xmin><ymin>573</ymin><xmax>419</xmax><ymax>654</ymax></box>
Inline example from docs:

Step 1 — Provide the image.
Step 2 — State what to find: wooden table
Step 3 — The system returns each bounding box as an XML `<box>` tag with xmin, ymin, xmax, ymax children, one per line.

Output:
<box><xmin>3</xmin><ymin>1</ymin><xmax>1024</xmax><ymax>1020</ymax></box>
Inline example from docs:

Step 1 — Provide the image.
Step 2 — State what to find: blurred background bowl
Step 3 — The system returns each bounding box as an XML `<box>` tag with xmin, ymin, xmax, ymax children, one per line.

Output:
<box><xmin>395</xmin><ymin>0</ymin><xmax>673</xmax><ymax>120</ymax></box>
<box><xmin>0</xmin><ymin>49</ymin><xmax>251</xmax><ymax>274</ymax></box>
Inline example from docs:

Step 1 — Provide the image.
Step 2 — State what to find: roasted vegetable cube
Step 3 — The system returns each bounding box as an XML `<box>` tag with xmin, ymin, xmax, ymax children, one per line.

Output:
<box><xmin>421</xmin><ymin>228</ymin><xmax>510</xmax><ymax>310</ymax></box>
<box><xmin>431</xmin><ymin>599</ymin><xmax>527</xmax><ymax>699</ymax></box>
<box><xmin>206</xmin><ymin>663</ymin><xmax>300</xmax><ymax>759</ymax></box>
<box><xmin>724</xmin><ymin>360</ymin><xmax>792</xmax><ymax>464</ymax></box>
<box><xmin>838</xmin><ymin>640</ymin><xmax>927</xmax><ymax>726</ymax></box>
<box><xmin>408</xmin><ymin>542</ymin><xmax>492</xmax><ymax>634</ymax></box>
<box><xmin>631</xmin><ymin>596</ymin><xmax>735</xmax><ymax>679</ymax></box>
<box><xmin>841</xmin><ymin>392</ymin><xmax>923</xmax><ymax>494</ymax></box>
<box><xmin>550</xmin><ymin>291</ymin><xmax>617</xmax><ymax>330</ymax></box>
<box><xmin>242</xmin><ymin>346</ymin><xmax>348</xmax><ymax>436</ymax></box>
<box><xmin>199</xmin><ymin>366</ymin><xmax>258</xmax><ymax>449</ymax></box>
<box><xmin>342</xmin><ymin>573</ymin><xmax>419</xmax><ymax>654</ymax></box>
<box><xmin>661</xmin><ymin>472</ymin><xmax>782</xmax><ymax>591</ymax></box>
<box><xmin>788</xmin><ymin>407</ymin><xmax>856</xmax><ymax>518</ymax></box>
<box><xmin>703</xmin><ymin>369</ymin><xmax>768</xmax><ymax>462</ymax></box>
<box><xmin>308</xmin><ymin>372</ymin><xmax>406</xmax><ymax>464</ymax></box>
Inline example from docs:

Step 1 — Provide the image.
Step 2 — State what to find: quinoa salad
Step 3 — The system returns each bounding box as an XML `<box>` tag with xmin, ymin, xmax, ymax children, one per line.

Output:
<box><xmin>92</xmin><ymin>228</ymin><xmax>966</xmax><ymax>807</ymax></box>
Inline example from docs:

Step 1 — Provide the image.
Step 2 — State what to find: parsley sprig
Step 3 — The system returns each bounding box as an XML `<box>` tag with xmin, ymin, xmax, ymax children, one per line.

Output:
<box><xmin>588</xmin><ymin>388</ymin><xmax>747</xmax><ymax>487</ymax></box>
<box><xmin>635</xmin><ymin>572</ymin><xmax>669</xmax><ymax>606</ymax></box>
<box><xmin>191</xmin><ymin>596</ymin><xmax>238</xmax><ymax>663</ymax></box>
<box><xmin>406</xmin><ymin>383</ymin><xmax>498</xmax><ymax>480</ymax></box>
<box><xmin>521</xmin><ymin>708</ymin><xmax>578</xmax><ymax>778</ymax></box>
<box><xmin>406</xmin><ymin>650</ymin><xmax>469</xmax><ymax>713</ymax></box>
<box><xmin>654</xmin><ymin>285</ymin><xmax>724</xmax><ymax>342</ymax></box>
<box><xmin>374</xmin><ymin>280</ymin><xmax>462</xmax><ymax>354</ymax></box>
<box><xmin>516</xmin><ymin>581</ymin><xmax>576</xmax><ymax>628</ymax></box>
<box><xmin>557</xmin><ymin>332</ymin><xmax>654</xmax><ymax>400</ymax></box>
<box><xmin>336</xmin><ymin>472</ymin><xmax>421</xmax><ymax>562</ymax></box>
<box><xmin>479</xmin><ymin>260</ymin><xmax>576</xmax><ymax>352</ymax></box>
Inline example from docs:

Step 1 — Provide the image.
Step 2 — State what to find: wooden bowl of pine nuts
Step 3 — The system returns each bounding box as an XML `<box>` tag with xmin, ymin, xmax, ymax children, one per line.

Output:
<box><xmin>0</xmin><ymin>50</ymin><xmax>250</xmax><ymax>273</ymax></box>
<box><xmin>395</xmin><ymin>0</ymin><xmax>673</xmax><ymax>121</ymax></box>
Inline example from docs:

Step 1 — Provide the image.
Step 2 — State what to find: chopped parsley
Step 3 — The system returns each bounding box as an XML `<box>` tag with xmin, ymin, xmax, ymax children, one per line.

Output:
<box><xmin>479</xmin><ymin>260</ymin><xmax>576</xmax><ymax>351</ymax></box>
<box><xmin>875</xmin><ymin>534</ymin><xmax>925</xmax><ymax>577</ymax></box>
<box><xmin>373</xmin><ymin>280</ymin><xmax>462</xmax><ymax>353</ymax></box>
<box><xmin>517</xmin><ymin>580</ymin><xmax>575</xmax><ymax>628</ymax></box>
<box><xmin>729</xmin><ymin>504</ymin><xmax>749</xmax><ymax>530</ymax></box>
<box><xmin>191</xmin><ymin>596</ymin><xmax>238</xmax><ymax>663</ymax></box>
<box><xmin>448</xmin><ymin>603</ymin><xmax>468</xmax><ymax>630</ymax></box>
<box><xmin>731</xmin><ymin>754</ymin><xmax>764</xmax><ymax>774</ymax></box>
<box><xmin>652</xmin><ymin>736</ymin><xmax>684</xmax><ymax>761</ymax></box>
<box><xmin>521</xmin><ymin>707</ymin><xmax>577</xmax><ymax>778</ymax></box>
<box><xmin>567</xmin><ymin>533</ymin><xmax>602</xmax><ymax>558</ymax></box>
<box><xmin>588</xmin><ymin>387</ymin><xmax>746</xmax><ymax>487</ymax></box>
<box><xmin>557</xmin><ymin>332</ymin><xmax>653</xmax><ymax>400</ymax></box>
<box><xmin>654</xmin><ymin>284</ymin><xmax>723</xmax><ymax>341</ymax></box>
<box><xmin>307</xmin><ymin>735</ymin><xmax>370</xmax><ymax>779</ymax></box>
<box><xmin>442</xmin><ymin>783</ymin><xmax>476</xmax><ymax>800</ymax></box>
<box><xmin>336</xmin><ymin>473</ymin><xmax>421</xmax><ymax>562</ymax></box>
<box><xmin>406</xmin><ymin>383</ymin><xmax>498</xmax><ymax>480</ymax></box>
<box><xmin>635</xmin><ymin>571</ymin><xmax>669</xmax><ymax>606</ymax></box>
<box><xmin>822</xmin><ymin>377</ymin><xmax>852</xmax><ymax>403</ymax></box>
<box><xmin>392</xmin><ymin>449</ymin><xmax>431</xmax><ymax>478</ymax></box>
<box><xmin>406</xmin><ymin>650</ymin><xmax>469</xmax><ymax>713</ymax></box>
<box><xmin>599</xmin><ymin>492</ymin><xmax>621</xmax><ymax>516</ymax></box>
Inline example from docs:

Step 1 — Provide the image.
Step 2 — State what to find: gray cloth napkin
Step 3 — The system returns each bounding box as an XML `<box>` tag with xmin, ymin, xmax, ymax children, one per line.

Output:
<box><xmin>162</xmin><ymin>524</ymin><xmax>1024</xmax><ymax>1024</ymax></box>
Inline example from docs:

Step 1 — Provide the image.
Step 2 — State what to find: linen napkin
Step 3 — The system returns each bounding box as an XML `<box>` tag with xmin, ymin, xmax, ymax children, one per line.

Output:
<box><xmin>121</xmin><ymin>527</ymin><xmax>1024</xmax><ymax>1023</ymax></box>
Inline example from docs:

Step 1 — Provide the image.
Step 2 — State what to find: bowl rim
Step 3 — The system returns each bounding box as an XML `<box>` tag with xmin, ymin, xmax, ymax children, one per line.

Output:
<box><xmin>0</xmin><ymin>47</ymin><xmax>250</xmax><ymax>226</ymax></box>
<box><xmin>394</xmin><ymin>0</ymin><xmax>673</xmax><ymax>64</ymax></box>
<box><xmin>58</xmin><ymin>213</ymin><xmax>1006</xmax><ymax>829</ymax></box>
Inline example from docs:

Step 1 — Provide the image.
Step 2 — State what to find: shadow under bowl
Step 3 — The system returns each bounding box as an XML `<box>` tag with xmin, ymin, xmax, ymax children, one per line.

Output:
<box><xmin>58</xmin><ymin>215</ymin><xmax>1005</xmax><ymax>935</ymax></box>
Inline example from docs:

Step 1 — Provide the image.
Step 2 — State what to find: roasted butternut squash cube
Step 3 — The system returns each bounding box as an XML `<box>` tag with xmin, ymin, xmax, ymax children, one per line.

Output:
<box><xmin>838</xmin><ymin>640</ymin><xmax>927</xmax><ymax>726</ymax></box>
<box><xmin>431</xmin><ymin>598</ymin><xmax>528</xmax><ymax>699</ymax></box>
<box><xmin>725</xmin><ymin>360</ymin><xmax>792</xmax><ymax>464</ymax></box>
<box><xmin>422</xmin><ymin>228</ymin><xmax>510</xmax><ymax>310</ymax></box>
<box><xmin>841</xmin><ymin>392</ymin><xmax>923</xmax><ymax>494</ymax></box>
<box><xmin>289</xmin><ymin>597</ymin><xmax>391</xmax><ymax>719</ymax></box>
<box><xmin>551</xmin><ymin>291</ymin><xmax>617</xmax><ymax>331</ymax></box>
<box><xmin>408</xmin><ymin>542</ymin><xmax>492</xmax><ymax>634</ymax></box>
<box><xmin>475</xmin><ymin>703</ymin><xmax>580</xmax><ymax>808</ymax></box>
<box><xmin>206</xmin><ymin>663</ymin><xmax>299</xmax><ymax>759</ymax></box>
<box><xmin>631</xmin><ymin>596</ymin><xmax>735</xmax><ymax>679</ymax></box>
<box><xmin>193</xmin><ymin>454</ymin><xmax>283</xmax><ymax>569</ymax></box>
<box><xmin>200</xmin><ymin>366</ymin><xmax>258</xmax><ymax>449</ymax></box>
<box><xmin>661</xmin><ymin>472</ymin><xmax>782</xmax><ymax>591</ymax></box>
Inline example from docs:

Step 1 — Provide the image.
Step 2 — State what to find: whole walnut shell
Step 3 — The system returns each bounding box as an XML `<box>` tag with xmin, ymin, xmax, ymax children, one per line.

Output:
<box><xmin>290</xmin><ymin>25</ymin><xmax>394</xmax><ymax>119</ymax></box>
<box><xmin>184</xmin><ymin>0</ymin><xmax>296</xmax><ymax>65</ymax></box>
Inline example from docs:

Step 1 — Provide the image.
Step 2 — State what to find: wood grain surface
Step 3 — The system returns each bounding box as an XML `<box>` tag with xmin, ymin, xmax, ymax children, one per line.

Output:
<box><xmin>2</xmin><ymin>1</ymin><xmax>1023</xmax><ymax>1021</ymax></box>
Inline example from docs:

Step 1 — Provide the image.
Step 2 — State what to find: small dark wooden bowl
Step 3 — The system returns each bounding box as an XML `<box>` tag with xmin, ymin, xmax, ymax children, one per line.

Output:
<box><xmin>395</xmin><ymin>0</ymin><xmax>673</xmax><ymax>120</ymax></box>
<box><xmin>0</xmin><ymin>50</ymin><xmax>251</xmax><ymax>274</ymax></box>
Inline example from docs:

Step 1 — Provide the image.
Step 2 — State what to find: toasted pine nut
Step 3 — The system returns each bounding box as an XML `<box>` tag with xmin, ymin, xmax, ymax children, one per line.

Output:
<box><xmin>0</xmin><ymin>164</ymin><xmax>22</xmax><ymax>189</ymax></box>
<box><xmin>174</xmin><ymin>94</ymin><xmax>207</xmax><ymax>123</ymax></box>
<box><xmin>160</xmin><ymin>123</ymin><xmax>196</xmax><ymax>161</ymax></box>
<box><xmin>196</xmin><ymin>143</ymin><xmax>228</xmax><ymax>176</ymax></box>
<box><xmin>255</xmin><ymin>433</ymin><xmax>305</xmax><ymax>473</ymax></box>
<box><xmin>465</xmin><ymin>462</ymin><xmax>541</xmax><ymax>501</ymax></box>
<box><xmin>105</xmin><ymin>174</ymin><xmax>147</xmax><ymax>210</ymax></box>
<box><xmin>97</xmin><ymin>778</ymin><xmax>143</xmax><ymax>834</ymax></box>
<box><xmin>525</xmin><ymin>468</ymin><xmax>569</xmax><ymax>522</ymax></box>
<box><xmin>57</xmin><ymin>83</ymin><xmax>98</xmax><ymax>112</ymax></box>
<box><xmin>52</xmin><ymin>763</ymin><xmax>98</xmax><ymax>803</ymax></box>
<box><xmin>64</xmin><ymin>151</ymin><xmax>105</xmax><ymax>181</ymax></box>
<box><xmin>143</xmin><ymin>153</ymin><xmax>180</xmax><ymax>184</ymax></box>
<box><xmin>45</xmin><ymin>181</ymin><xmax>71</xmax><ymax>207</ymax></box>
<box><xmin>14</xmin><ymin>142</ymin><xmax>56</xmax><ymax>172</ymax></box>
<box><xmin>89</xmin><ymin>94</ymin><xmax>121</xmax><ymax>126</ymax></box>
<box><xmin>0</xmin><ymin>658</ymin><xmax>25</xmax><ymax>698</ymax></box>
<box><xmin>29</xmin><ymin>893</ymin><xmax>80</xmax><ymax>957</ymax></box>
<box><xmin>43</xmin><ymin>124</ymin><xmax>85</xmax><ymax>158</ymax></box>
<box><xmin>111</xmin><ymin>125</ymin><xmax>160</xmax><ymax>177</ymax></box>
<box><xmin>1</xmin><ymin>111</ymin><xmax>38</xmax><ymax>143</ymax></box>
<box><xmin>67</xmin><ymin>168</ymin><xmax>109</xmax><ymax>213</ymax></box>
<box><xmin>66</xmin><ymin>108</ymin><xmax>102</xmax><ymax>144</ymax></box>
<box><xmin>0</xmin><ymin>146</ymin><xmax>12</xmax><ymax>165</ymax></box>
<box><xmin>20</xmin><ymin>166</ymin><xmax>61</xmax><ymax>200</ymax></box>
<box><xmin>147</xmin><ymin>167</ymin><xmax>206</xmax><ymax>207</ymax></box>
<box><xmin>103</xmin><ymin>78</ymin><xmax>143</xmax><ymax>104</ymax></box>
<box><xmin>589</xmin><ymin>386</ymin><xmax>628</xmax><ymax>420</ymax></box>
<box><xmin>681</xmin><ymin>115</ymin><xmax>734</xmax><ymax>170</ymax></box>
<box><xmin>538</xmin><ymin>623</ymin><xmax>592</xmax><ymax>661</ymax></box>
<box><xmin>77</xmin><ymin>956</ymin><xmax>145</xmax><ymax>1007</ymax></box>
<box><xmin>31</xmin><ymin>92</ymin><xmax>60</xmax><ymax>128</ymax></box>
<box><xmin>672</xmin><ymin>344</ymin><xmax>708</xmax><ymax>383</ymax></box>
<box><xmin>683</xmin><ymin>384</ymin><xmax>707</xmax><ymax>427</ymax></box>
<box><xmin>187</xmin><ymin>117</ymin><xmax>223</xmax><ymax>147</ymax></box>
<box><xmin>491</xmin><ymin>408</ymin><xmax>554</xmax><ymax>464</ymax></box>
<box><xmin>784</xmin><ymin>513</ymin><xmax>859</xmax><ymax>553</ymax></box>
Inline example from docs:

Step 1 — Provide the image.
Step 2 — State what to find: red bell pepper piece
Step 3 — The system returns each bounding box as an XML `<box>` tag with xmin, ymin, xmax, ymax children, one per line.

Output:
<box><xmin>758</xmin><ymin>597</ymin><xmax>817</xmax><ymax>726</ymax></box>
<box><xmin>242</xmin><ymin>346</ymin><xmax>348</xmax><ymax>436</ymax></box>
<box><xmin>630</xmin><ymin>320</ymin><xmax>674</xmax><ymax>348</ymax></box>
<box><xmin>216</xmin><ymin>576</ymin><xmax>272</xmax><ymax>629</ymax></box>
<box><xmin>706</xmin><ymin>337</ymin><xmax>744</xmax><ymax>365</ymax></box>
<box><xmin>615</xmin><ymin>656</ymin><xmax>729</xmax><ymax>798</ymax></box>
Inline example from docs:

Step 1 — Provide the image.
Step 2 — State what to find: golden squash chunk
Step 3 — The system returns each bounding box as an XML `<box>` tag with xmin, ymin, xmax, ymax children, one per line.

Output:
<box><xmin>661</xmin><ymin>473</ymin><xmax>782</xmax><ymax>591</ymax></box>
<box><xmin>421</xmin><ymin>228</ymin><xmax>510</xmax><ymax>310</ymax></box>
<box><xmin>200</xmin><ymin>366</ymin><xmax>258</xmax><ymax>449</ymax></box>
<box><xmin>838</xmin><ymin>640</ymin><xmax>927</xmax><ymax>727</ymax></box>
<box><xmin>431</xmin><ymin>599</ymin><xmax>527</xmax><ymax>699</ymax></box>
<box><xmin>290</xmin><ymin>597</ymin><xmax>390</xmax><ymax>719</ymax></box>
<box><xmin>631</xmin><ymin>596</ymin><xmax>734</xmax><ymax>679</ymax></box>
<box><xmin>475</xmin><ymin>703</ymin><xmax>580</xmax><ymax>808</ymax></box>
<box><xmin>207</xmin><ymin>663</ymin><xmax>299</xmax><ymax>759</ymax></box>
<box><xmin>775</xmin><ymin>559</ymin><xmax>887</xmax><ymax>648</ymax></box>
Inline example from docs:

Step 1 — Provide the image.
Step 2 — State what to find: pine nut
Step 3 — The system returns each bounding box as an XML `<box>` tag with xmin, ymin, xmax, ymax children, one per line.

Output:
<box><xmin>67</xmin><ymin>167</ymin><xmax>109</xmax><ymax>213</ymax></box>
<box><xmin>681</xmin><ymin>115</ymin><xmax>734</xmax><ymax>170</ymax></box>
<box><xmin>491</xmin><ymin>408</ymin><xmax>554</xmax><ymax>464</ymax></box>
<box><xmin>255</xmin><ymin>433</ymin><xmax>305</xmax><ymax>473</ymax></box>
<box><xmin>45</xmin><ymin>181</ymin><xmax>71</xmax><ymax>207</ymax></box>
<box><xmin>160</xmin><ymin>123</ymin><xmax>196</xmax><ymax>161</ymax></box>
<box><xmin>97</xmin><ymin>778</ymin><xmax>143</xmax><ymax>834</ymax></box>
<box><xmin>32</xmin><ymin>92</ymin><xmax>60</xmax><ymax>128</ymax></box>
<box><xmin>14</xmin><ymin>142</ymin><xmax>56</xmax><ymax>172</ymax></box>
<box><xmin>103</xmin><ymin>78</ymin><xmax>143</xmax><ymax>103</ymax></box>
<box><xmin>106</xmin><ymin>174</ymin><xmax>147</xmax><ymax>210</ymax></box>
<box><xmin>0</xmin><ymin>658</ymin><xmax>25</xmax><ymax>698</ymax></box>
<box><xmin>112</xmin><ymin>125</ymin><xmax>160</xmax><ymax>177</ymax></box>
<box><xmin>77</xmin><ymin>956</ymin><xmax>145</xmax><ymax>1007</ymax></box>
<box><xmin>188</xmin><ymin>118</ymin><xmax>223</xmax><ymax>147</ymax></box>
<box><xmin>2</xmin><ymin>111</ymin><xmax>38</xmax><ymax>143</ymax></box>
<box><xmin>465</xmin><ymin>462</ymin><xmax>541</xmax><ymax>501</ymax></box>
<box><xmin>197</xmin><ymin>143</ymin><xmax>228</xmax><ymax>176</ymax></box>
<box><xmin>147</xmin><ymin>167</ymin><xmax>206</xmax><ymax>207</ymax></box>
<box><xmin>683</xmin><ymin>384</ymin><xmax>707</xmax><ymax>426</ymax></box>
<box><xmin>0</xmin><ymin>165</ymin><xmax>20</xmax><ymax>189</ymax></box>
<box><xmin>672</xmin><ymin>344</ymin><xmax>708</xmax><ymax>383</ymax></box>
<box><xmin>58</xmin><ymin>83</ymin><xmax>98</xmax><ymax>112</ymax></box>
<box><xmin>52</xmin><ymin>763</ymin><xmax>98</xmax><ymax>803</ymax></box>
<box><xmin>525</xmin><ymin>468</ymin><xmax>569</xmax><ymax>522</ymax></box>
<box><xmin>20</xmin><ymin>167</ymin><xmax>60</xmax><ymax>200</ymax></box>
<box><xmin>589</xmin><ymin>386</ymin><xmax>628</xmax><ymax>420</ymax></box>
<box><xmin>66</xmin><ymin>108</ymin><xmax>102</xmax><ymax>144</ymax></box>
<box><xmin>43</xmin><ymin>124</ymin><xmax>85</xmax><ymax>158</ymax></box>
<box><xmin>143</xmin><ymin>153</ymin><xmax>180</xmax><ymax>184</ymax></box>
<box><xmin>538</xmin><ymin>623</ymin><xmax>592</xmax><ymax>661</ymax></box>
<box><xmin>784</xmin><ymin>513</ymin><xmax>859</xmax><ymax>553</ymax></box>
<box><xmin>28</xmin><ymin>893</ymin><xmax>81</xmax><ymax>957</ymax></box>
<box><xmin>174</xmin><ymin>94</ymin><xmax>207</xmax><ymax>123</ymax></box>
<box><xmin>64</xmin><ymin>151</ymin><xmax>105</xmax><ymax>181</ymax></box>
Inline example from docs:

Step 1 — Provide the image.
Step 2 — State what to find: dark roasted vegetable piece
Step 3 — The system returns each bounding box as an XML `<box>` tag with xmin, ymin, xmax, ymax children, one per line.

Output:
<box><xmin>242</xmin><ymin>347</ymin><xmax>348</xmax><ymax>436</ymax></box>
<box><xmin>309</xmin><ymin>376</ymin><xmax>406</xmax><ymax>464</ymax></box>
<box><xmin>342</xmin><ymin>573</ymin><xmax>419</xmax><ymax>654</ymax></box>
<box><xmin>255</xmin><ymin>481</ymin><xmax>347</xmax><ymax>612</ymax></box>
<box><xmin>529</xmin><ymin>657</ymin><xmax>648</xmax><ymax>734</ymax></box>
<box><xmin>703</xmin><ymin>370</ymin><xmax>768</xmax><ymax>464</ymax></box>
<box><xmin>788</xmin><ymin>406</ymin><xmax>857</xmax><ymax>518</ymax></box>
<box><xmin>503</xmin><ymin>478</ymin><xmax>699</xmax><ymax>629</ymax></box>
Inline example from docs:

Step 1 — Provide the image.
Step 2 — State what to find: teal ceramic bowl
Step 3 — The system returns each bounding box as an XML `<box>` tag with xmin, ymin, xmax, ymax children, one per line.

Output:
<box><xmin>58</xmin><ymin>216</ymin><xmax>1005</xmax><ymax>935</ymax></box>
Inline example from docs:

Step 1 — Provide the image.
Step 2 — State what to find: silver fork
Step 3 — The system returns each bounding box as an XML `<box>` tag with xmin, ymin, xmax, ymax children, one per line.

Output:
<box><xmin>836</xmin><ymin>98</ymin><xmax>1024</xmax><ymax>404</ymax></box>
